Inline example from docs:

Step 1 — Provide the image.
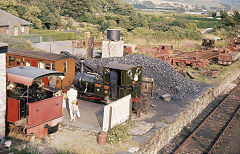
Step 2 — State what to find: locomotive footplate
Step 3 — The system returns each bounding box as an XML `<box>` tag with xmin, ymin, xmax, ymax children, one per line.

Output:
<box><xmin>79</xmin><ymin>93</ymin><xmax>105</xmax><ymax>103</ymax></box>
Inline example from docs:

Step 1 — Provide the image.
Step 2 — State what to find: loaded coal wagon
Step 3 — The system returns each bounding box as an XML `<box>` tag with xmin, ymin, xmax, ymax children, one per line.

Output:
<box><xmin>7</xmin><ymin>66</ymin><xmax>65</xmax><ymax>138</ymax></box>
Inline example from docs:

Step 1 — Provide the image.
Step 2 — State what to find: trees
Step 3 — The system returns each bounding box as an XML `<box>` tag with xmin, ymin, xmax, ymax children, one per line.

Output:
<box><xmin>36</xmin><ymin>0</ymin><xmax>61</xmax><ymax>29</ymax></box>
<box><xmin>0</xmin><ymin>0</ymin><xmax>62</xmax><ymax>29</ymax></box>
<box><xmin>220</xmin><ymin>11</ymin><xmax>236</xmax><ymax>27</ymax></box>
<box><xmin>61</xmin><ymin>0</ymin><xmax>92</xmax><ymax>19</ymax></box>
<box><xmin>22</xmin><ymin>5</ymin><xmax>42</xmax><ymax>29</ymax></box>
<box><xmin>53</xmin><ymin>0</ymin><xmax>65</xmax><ymax>10</ymax></box>
<box><xmin>233</xmin><ymin>11</ymin><xmax>240</xmax><ymax>25</ymax></box>
<box><xmin>99</xmin><ymin>21</ymin><xmax>110</xmax><ymax>33</ymax></box>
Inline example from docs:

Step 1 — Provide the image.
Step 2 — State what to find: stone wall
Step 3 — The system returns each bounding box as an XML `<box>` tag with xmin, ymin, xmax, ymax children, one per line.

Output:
<box><xmin>0</xmin><ymin>27</ymin><xmax>7</xmax><ymax>35</ymax></box>
<box><xmin>137</xmin><ymin>68</ymin><xmax>240</xmax><ymax>154</ymax></box>
<box><xmin>0</xmin><ymin>43</ymin><xmax>7</xmax><ymax>144</ymax></box>
<box><xmin>102</xmin><ymin>40</ymin><xmax>124</xmax><ymax>58</ymax></box>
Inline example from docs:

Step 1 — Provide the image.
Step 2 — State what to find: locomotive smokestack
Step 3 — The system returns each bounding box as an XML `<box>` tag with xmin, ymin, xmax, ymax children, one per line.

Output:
<box><xmin>80</xmin><ymin>58</ymin><xmax>85</xmax><ymax>73</ymax></box>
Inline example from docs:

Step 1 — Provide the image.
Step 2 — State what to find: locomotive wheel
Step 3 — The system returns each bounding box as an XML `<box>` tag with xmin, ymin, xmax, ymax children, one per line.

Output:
<box><xmin>47</xmin><ymin>124</ymin><xmax>59</xmax><ymax>134</ymax></box>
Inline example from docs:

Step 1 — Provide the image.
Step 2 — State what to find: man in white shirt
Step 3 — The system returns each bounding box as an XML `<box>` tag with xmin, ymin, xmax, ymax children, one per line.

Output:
<box><xmin>67</xmin><ymin>85</ymin><xmax>80</xmax><ymax>119</ymax></box>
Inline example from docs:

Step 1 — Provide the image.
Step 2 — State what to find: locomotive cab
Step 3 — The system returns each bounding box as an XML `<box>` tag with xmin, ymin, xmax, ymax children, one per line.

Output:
<box><xmin>7</xmin><ymin>66</ymin><xmax>65</xmax><ymax>138</ymax></box>
<box><xmin>103</xmin><ymin>63</ymin><xmax>142</xmax><ymax>101</ymax></box>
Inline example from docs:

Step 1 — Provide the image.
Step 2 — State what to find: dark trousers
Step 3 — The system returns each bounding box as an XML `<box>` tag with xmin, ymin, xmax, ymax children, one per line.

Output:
<box><xmin>111</xmin><ymin>84</ymin><xmax>117</xmax><ymax>99</ymax></box>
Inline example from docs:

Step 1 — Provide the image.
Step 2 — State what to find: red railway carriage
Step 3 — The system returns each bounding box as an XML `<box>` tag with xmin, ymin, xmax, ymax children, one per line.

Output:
<box><xmin>6</xmin><ymin>48</ymin><xmax>75</xmax><ymax>89</ymax></box>
<box><xmin>7</xmin><ymin>66</ymin><xmax>65</xmax><ymax>138</ymax></box>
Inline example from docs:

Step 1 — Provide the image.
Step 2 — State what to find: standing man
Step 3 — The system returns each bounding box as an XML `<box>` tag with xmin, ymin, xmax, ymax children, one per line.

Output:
<box><xmin>110</xmin><ymin>70</ymin><xmax>118</xmax><ymax>99</ymax></box>
<box><xmin>67</xmin><ymin>84</ymin><xmax>80</xmax><ymax>120</ymax></box>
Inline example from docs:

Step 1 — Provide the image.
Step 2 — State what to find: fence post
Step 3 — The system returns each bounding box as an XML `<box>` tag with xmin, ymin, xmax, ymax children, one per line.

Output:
<box><xmin>108</xmin><ymin>106</ymin><xmax>113</xmax><ymax>133</ymax></box>
<box><xmin>129</xmin><ymin>98</ymin><xmax>132</xmax><ymax>120</ymax></box>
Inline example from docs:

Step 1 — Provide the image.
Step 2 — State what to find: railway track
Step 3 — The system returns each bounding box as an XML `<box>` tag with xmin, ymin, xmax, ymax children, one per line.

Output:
<box><xmin>173</xmin><ymin>84</ymin><xmax>240</xmax><ymax>154</ymax></box>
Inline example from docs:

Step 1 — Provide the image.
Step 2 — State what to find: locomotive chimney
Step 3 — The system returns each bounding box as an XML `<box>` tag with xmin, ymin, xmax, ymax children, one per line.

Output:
<box><xmin>80</xmin><ymin>58</ymin><xmax>85</xmax><ymax>73</ymax></box>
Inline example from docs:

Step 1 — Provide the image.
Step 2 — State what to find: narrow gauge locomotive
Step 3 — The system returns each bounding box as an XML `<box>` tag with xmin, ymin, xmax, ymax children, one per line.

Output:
<box><xmin>7</xmin><ymin>66</ymin><xmax>65</xmax><ymax>138</ymax></box>
<box><xmin>74</xmin><ymin>63</ymin><xmax>142</xmax><ymax>103</ymax></box>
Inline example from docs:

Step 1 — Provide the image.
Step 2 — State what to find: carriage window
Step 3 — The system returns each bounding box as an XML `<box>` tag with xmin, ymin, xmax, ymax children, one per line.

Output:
<box><xmin>9</xmin><ymin>56</ymin><xmax>15</xmax><ymax>66</ymax></box>
<box><xmin>26</xmin><ymin>61</ymin><xmax>30</xmax><ymax>66</ymax></box>
<box><xmin>52</xmin><ymin>63</ymin><xmax>55</xmax><ymax>71</ymax></box>
<box><xmin>45</xmin><ymin>63</ymin><xmax>51</xmax><ymax>70</ymax></box>
<box><xmin>38</xmin><ymin>61</ymin><xmax>45</xmax><ymax>69</ymax></box>
<box><xmin>64</xmin><ymin>62</ymin><xmax>67</xmax><ymax>73</ymax></box>
<box><xmin>21</xmin><ymin>58</ymin><xmax>25</xmax><ymax>66</ymax></box>
<box><xmin>16</xmin><ymin>59</ymin><xmax>21</xmax><ymax>66</ymax></box>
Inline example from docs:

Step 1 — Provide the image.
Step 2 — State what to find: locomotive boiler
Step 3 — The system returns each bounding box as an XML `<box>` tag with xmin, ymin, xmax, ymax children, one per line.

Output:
<box><xmin>74</xmin><ymin>63</ymin><xmax>142</xmax><ymax>103</ymax></box>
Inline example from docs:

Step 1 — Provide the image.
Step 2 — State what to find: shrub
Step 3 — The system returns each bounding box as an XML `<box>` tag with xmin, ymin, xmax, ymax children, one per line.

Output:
<box><xmin>0</xmin><ymin>35</ymin><xmax>32</xmax><ymax>49</ymax></box>
<box><xmin>107</xmin><ymin>120</ymin><xmax>133</xmax><ymax>144</ymax></box>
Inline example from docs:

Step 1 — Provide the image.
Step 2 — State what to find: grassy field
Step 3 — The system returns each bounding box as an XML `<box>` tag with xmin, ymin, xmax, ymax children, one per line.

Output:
<box><xmin>30</xmin><ymin>29</ymin><xmax>78</xmax><ymax>41</ymax></box>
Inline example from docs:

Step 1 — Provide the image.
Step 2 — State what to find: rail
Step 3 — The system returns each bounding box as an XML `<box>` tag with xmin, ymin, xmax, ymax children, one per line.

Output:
<box><xmin>208</xmin><ymin>107</ymin><xmax>240</xmax><ymax>154</ymax></box>
<box><xmin>173</xmin><ymin>83</ymin><xmax>240</xmax><ymax>154</ymax></box>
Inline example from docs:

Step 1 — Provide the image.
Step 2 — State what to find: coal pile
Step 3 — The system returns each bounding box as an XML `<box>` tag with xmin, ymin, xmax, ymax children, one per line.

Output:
<box><xmin>84</xmin><ymin>54</ymin><xmax>205</xmax><ymax>103</ymax></box>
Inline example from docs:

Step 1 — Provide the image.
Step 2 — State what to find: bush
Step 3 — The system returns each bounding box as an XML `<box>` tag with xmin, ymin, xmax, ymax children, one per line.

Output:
<box><xmin>0</xmin><ymin>35</ymin><xmax>32</xmax><ymax>49</ymax></box>
<box><xmin>107</xmin><ymin>120</ymin><xmax>133</xmax><ymax>144</ymax></box>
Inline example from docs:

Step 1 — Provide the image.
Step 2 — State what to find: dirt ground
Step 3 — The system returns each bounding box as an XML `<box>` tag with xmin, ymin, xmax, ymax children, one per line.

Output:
<box><xmin>9</xmin><ymin>123</ymin><xmax>136</xmax><ymax>154</ymax></box>
<box><xmin>8</xmin><ymin>112</ymin><xmax>157</xmax><ymax>154</ymax></box>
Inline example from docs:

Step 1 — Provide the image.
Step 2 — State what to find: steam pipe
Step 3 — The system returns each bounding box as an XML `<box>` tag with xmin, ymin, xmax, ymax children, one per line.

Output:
<box><xmin>80</xmin><ymin>58</ymin><xmax>85</xmax><ymax>73</ymax></box>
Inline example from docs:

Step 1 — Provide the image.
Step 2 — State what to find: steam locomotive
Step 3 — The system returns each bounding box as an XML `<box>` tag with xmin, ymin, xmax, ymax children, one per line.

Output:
<box><xmin>74</xmin><ymin>63</ymin><xmax>143</xmax><ymax>103</ymax></box>
<box><xmin>7</xmin><ymin>66</ymin><xmax>65</xmax><ymax>138</ymax></box>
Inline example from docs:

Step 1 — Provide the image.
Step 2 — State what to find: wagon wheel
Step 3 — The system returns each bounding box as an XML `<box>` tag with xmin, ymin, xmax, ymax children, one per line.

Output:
<box><xmin>47</xmin><ymin>124</ymin><xmax>59</xmax><ymax>134</ymax></box>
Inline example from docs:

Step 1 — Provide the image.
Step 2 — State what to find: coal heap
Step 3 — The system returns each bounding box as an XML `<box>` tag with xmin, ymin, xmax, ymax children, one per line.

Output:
<box><xmin>84</xmin><ymin>54</ymin><xmax>205</xmax><ymax>104</ymax></box>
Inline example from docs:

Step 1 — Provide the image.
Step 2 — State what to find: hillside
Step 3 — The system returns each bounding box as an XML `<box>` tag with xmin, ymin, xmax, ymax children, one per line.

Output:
<box><xmin>0</xmin><ymin>0</ymin><xmax>135</xmax><ymax>29</ymax></box>
<box><xmin>128</xmin><ymin>0</ymin><xmax>240</xmax><ymax>10</ymax></box>
<box><xmin>162</xmin><ymin>0</ymin><xmax>240</xmax><ymax>8</ymax></box>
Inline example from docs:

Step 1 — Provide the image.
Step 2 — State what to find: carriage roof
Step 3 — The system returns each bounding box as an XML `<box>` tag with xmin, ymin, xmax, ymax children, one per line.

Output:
<box><xmin>8</xmin><ymin>48</ymin><xmax>73</xmax><ymax>61</ymax></box>
<box><xmin>7</xmin><ymin>66</ymin><xmax>65</xmax><ymax>86</ymax></box>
